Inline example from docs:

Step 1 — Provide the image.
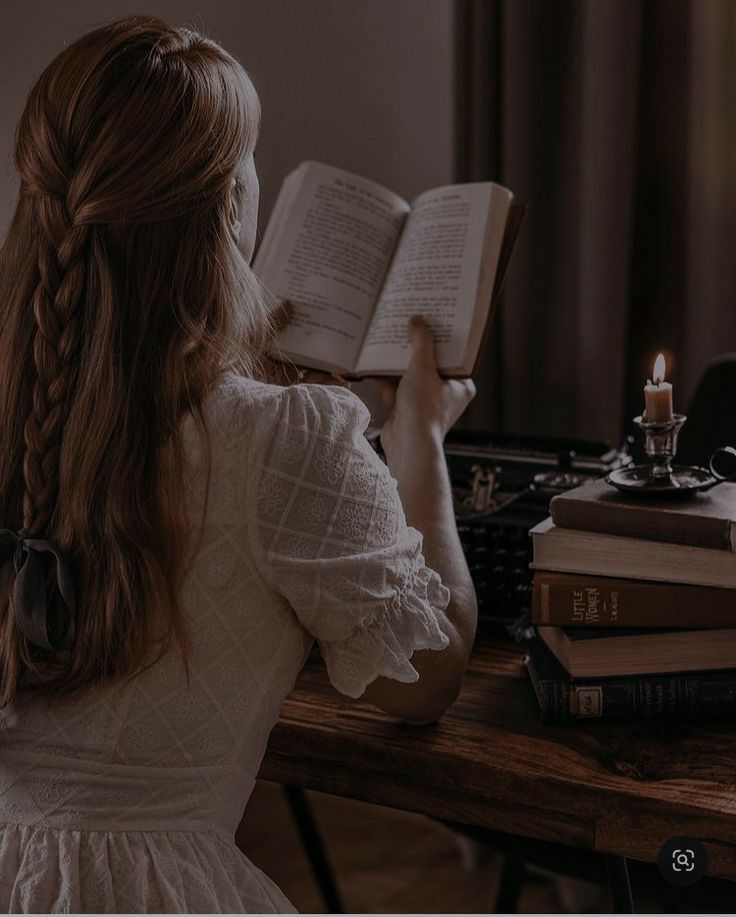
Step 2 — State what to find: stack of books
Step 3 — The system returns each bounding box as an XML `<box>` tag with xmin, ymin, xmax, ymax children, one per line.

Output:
<box><xmin>524</xmin><ymin>477</ymin><xmax>736</xmax><ymax>722</ymax></box>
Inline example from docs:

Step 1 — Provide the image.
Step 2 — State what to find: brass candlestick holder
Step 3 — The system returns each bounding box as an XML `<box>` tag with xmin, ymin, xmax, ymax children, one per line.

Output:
<box><xmin>607</xmin><ymin>413</ymin><xmax>736</xmax><ymax>497</ymax></box>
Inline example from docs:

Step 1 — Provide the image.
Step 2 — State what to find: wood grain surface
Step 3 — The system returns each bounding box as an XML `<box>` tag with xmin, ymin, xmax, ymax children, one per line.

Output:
<box><xmin>260</xmin><ymin>636</ymin><xmax>736</xmax><ymax>881</ymax></box>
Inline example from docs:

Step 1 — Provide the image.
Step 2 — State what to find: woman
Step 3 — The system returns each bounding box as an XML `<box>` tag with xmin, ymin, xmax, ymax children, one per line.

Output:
<box><xmin>0</xmin><ymin>14</ymin><xmax>477</xmax><ymax>913</ymax></box>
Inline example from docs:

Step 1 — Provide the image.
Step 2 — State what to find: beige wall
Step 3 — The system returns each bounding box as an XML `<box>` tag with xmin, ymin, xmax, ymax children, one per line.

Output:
<box><xmin>0</xmin><ymin>0</ymin><xmax>455</xmax><ymax>236</ymax></box>
<box><xmin>0</xmin><ymin>0</ymin><xmax>454</xmax><ymax>423</ymax></box>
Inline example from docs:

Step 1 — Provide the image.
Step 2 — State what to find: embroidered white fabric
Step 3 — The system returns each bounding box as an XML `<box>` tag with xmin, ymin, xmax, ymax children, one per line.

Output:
<box><xmin>0</xmin><ymin>372</ymin><xmax>451</xmax><ymax>913</ymax></box>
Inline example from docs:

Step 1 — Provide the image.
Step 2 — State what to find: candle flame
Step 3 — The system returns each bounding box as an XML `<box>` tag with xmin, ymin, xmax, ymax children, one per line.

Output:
<box><xmin>653</xmin><ymin>353</ymin><xmax>666</xmax><ymax>385</ymax></box>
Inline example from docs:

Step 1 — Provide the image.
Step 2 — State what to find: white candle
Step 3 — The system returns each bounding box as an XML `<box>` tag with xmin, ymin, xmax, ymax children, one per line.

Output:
<box><xmin>644</xmin><ymin>353</ymin><xmax>673</xmax><ymax>422</ymax></box>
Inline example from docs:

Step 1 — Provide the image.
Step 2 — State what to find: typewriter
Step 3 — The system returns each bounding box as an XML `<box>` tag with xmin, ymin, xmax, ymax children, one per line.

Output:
<box><xmin>368</xmin><ymin>428</ymin><xmax>631</xmax><ymax>637</ymax></box>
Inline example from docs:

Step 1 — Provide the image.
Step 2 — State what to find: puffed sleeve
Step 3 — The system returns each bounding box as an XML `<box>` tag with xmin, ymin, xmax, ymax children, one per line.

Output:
<box><xmin>247</xmin><ymin>382</ymin><xmax>451</xmax><ymax>699</ymax></box>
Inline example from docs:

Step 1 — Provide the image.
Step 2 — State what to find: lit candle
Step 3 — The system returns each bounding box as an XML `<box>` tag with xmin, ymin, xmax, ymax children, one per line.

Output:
<box><xmin>644</xmin><ymin>353</ymin><xmax>673</xmax><ymax>422</ymax></box>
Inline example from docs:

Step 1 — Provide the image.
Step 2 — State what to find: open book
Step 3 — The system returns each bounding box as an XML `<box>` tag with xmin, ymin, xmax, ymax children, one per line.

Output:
<box><xmin>253</xmin><ymin>162</ymin><xmax>524</xmax><ymax>377</ymax></box>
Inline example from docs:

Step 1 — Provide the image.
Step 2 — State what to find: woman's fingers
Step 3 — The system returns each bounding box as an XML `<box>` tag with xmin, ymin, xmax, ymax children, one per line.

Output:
<box><xmin>263</xmin><ymin>359</ymin><xmax>351</xmax><ymax>388</ymax></box>
<box><xmin>300</xmin><ymin>369</ymin><xmax>351</xmax><ymax>388</ymax></box>
<box><xmin>407</xmin><ymin>314</ymin><xmax>438</xmax><ymax>370</ymax></box>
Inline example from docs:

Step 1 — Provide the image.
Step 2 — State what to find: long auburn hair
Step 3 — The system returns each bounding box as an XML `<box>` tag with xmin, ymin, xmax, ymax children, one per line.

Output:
<box><xmin>0</xmin><ymin>15</ymin><xmax>273</xmax><ymax>707</ymax></box>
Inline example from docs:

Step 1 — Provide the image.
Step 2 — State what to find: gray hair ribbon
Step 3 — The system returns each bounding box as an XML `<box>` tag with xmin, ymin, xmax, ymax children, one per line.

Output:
<box><xmin>0</xmin><ymin>528</ymin><xmax>76</xmax><ymax>651</ymax></box>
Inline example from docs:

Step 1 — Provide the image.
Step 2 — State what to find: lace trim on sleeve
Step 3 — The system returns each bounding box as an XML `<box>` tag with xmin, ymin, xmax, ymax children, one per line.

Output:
<box><xmin>318</xmin><ymin>545</ymin><xmax>452</xmax><ymax>699</ymax></box>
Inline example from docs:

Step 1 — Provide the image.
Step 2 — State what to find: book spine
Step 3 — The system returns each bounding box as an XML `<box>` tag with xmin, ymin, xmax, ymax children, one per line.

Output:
<box><xmin>531</xmin><ymin>573</ymin><xmax>736</xmax><ymax>628</ymax></box>
<box><xmin>535</xmin><ymin>671</ymin><xmax>736</xmax><ymax>722</ymax></box>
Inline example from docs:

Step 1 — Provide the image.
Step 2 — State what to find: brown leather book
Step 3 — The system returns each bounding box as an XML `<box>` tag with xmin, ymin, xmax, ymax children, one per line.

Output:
<box><xmin>550</xmin><ymin>476</ymin><xmax>736</xmax><ymax>551</ymax></box>
<box><xmin>537</xmin><ymin>624</ymin><xmax>736</xmax><ymax>678</ymax></box>
<box><xmin>529</xmin><ymin>517</ymin><xmax>736</xmax><ymax>588</ymax></box>
<box><xmin>532</xmin><ymin>571</ymin><xmax>736</xmax><ymax>628</ymax></box>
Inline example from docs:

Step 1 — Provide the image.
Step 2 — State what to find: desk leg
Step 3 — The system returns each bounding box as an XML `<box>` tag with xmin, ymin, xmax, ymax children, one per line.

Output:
<box><xmin>284</xmin><ymin>785</ymin><xmax>344</xmax><ymax>914</ymax></box>
<box><xmin>604</xmin><ymin>854</ymin><xmax>635</xmax><ymax>913</ymax></box>
<box><xmin>494</xmin><ymin>853</ymin><xmax>526</xmax><ymax>913</ymax></box>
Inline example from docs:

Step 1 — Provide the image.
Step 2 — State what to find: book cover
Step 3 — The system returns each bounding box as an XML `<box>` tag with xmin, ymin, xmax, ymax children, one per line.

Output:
<box><xmin>537</xmin><ymin>623</ymin><xmax>736</xmax><ymax>677</ymax></box>
<box><xmin>549</xmin><ymin>476</ymin><xmax>736</xmax><ymax>551</ymax></box>
<box><xmin>530</xmin><ymin>516</ymin><xmax>736</xmax><ymax>589</ymax></box>
<box><xmin>532</xmin><ymin>571</ymin><xmax>736</xmax><ymax>628</ymax></box>
<box><xmin>523</xmin><ymin>630</ymin><xmax>736</xmax><ymax>722</ymax></box>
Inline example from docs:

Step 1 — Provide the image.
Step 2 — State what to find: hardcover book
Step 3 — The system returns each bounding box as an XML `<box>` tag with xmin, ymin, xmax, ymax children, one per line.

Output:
<box><xmin>530</xmin><ymin>517</ymin><xmax>736</xmax><ymax>589</ymax></box>
<box><xmin>253</xmin><ymin>161</ymin><xmax>524</xmax><ymax>377</ymax></box>
<box><xmin>523</xmin><ymin>630</ymin><xmax>736</xmax><ymax>722</ymax></box>
<box><xmin>532</xmin><ymin>571</ymin><xmax>736</xmax><ymax>629</ymax></box>
<box><xmin>549</xmin><ymin>476</ymin><xmax>736</xmax><ymax>551</ymax></box>
<box><xmin>537</xmin><ymin>624</ymin><xmax>736</xmax><ymax>677</ymax></box>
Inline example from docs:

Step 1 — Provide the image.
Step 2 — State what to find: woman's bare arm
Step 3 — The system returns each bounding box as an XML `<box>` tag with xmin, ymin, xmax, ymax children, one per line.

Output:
<box><xmin>362</xmin><ymin>431</ymin><xmax>478</xmax><ymax>723</ymax></box>
<box><xmin>362</xmin><ymin>318</ymin><xmax>477</xmax><ymax>723</ymax></box>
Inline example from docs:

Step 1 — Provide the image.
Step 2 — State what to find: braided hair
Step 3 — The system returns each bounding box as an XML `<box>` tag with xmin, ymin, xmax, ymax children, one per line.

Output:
<box><xmin>0</xmin><ymin>15</ymin><xmax>273</xmax><ymax>705</ymax></box>
<box><xmin>23</xmin><ymin>193</ymin><xmax>89</xmax><ymax>536</ymax></box>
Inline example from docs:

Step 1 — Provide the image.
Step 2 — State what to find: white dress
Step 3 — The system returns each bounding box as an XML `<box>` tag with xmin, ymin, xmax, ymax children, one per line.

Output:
<box><xmin>0</xmin><ymin>372</ymin><xmax>451</xmax><ymax>913</ymax></box>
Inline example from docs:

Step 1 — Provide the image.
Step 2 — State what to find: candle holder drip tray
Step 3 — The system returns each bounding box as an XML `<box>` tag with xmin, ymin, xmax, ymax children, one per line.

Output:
<box><xmin>607</xmin><ymin>412</ymin><xmax>736</xmax><ymax>497</ymax></box>
<box><xmin>607</xmin><ymin>463</ymin><xmax>728</xmax><ymax>496</ymax></box>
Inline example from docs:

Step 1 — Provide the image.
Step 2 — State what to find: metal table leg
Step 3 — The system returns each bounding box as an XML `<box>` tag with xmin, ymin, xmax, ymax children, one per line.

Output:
<box><xmin>284</xmin><ymin>784</ymin><xmax>344</xmax><ymax>914</ymax></box>
<box><xmin>605</xmin><ymin>853</ymin><xmax>635</xmax><ymax>913</ymax></box>
<box><xmin>494</xmin><ymin>852</ymin><xmax>526</xmax><ymax>912</ymax></box>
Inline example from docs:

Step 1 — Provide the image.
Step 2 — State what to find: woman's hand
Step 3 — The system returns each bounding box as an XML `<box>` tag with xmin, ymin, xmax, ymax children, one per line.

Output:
<box><xmin>371</xmin><ymin>315</ymin><xmax>476</xmax><ymax>463</ymax></box>
<box><xmin>262</xmin><ymin>300</ymin><xmax>351</xmax><ymax>389</ymax></box>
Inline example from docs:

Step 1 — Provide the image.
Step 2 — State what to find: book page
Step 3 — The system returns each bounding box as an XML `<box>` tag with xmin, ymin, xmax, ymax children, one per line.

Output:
<box><xmin>251</xmin><ymin>168</ymin><xmax>302</xmax><ymax>280</ymax></box>
<box><xmin>253</xmin><ymin>162</ymin><xmax>409</xmax><ymax>371</ymax></box>
<box><xmin>354</xmin><ymin>183</ymin><xmax>500</xmax><ymax>375</ymax></box>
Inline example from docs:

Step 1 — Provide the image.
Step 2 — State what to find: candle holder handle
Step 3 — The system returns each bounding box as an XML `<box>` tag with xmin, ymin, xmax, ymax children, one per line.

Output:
<box><xmin>633</xmin><ymin>413</ymin><xmax>687</xmax><ymax>486</ymax></box>
<box><xmin>702</xmin><ymin>446</ymin><xmax>736</xmax><ymax>490</ymax></box>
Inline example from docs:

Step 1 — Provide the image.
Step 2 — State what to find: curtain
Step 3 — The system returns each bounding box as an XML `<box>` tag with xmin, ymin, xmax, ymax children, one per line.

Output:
<box><xmin>457</xmin><ymin>0</ymin><xmax>736</xmax><ymax>447</ymax></box>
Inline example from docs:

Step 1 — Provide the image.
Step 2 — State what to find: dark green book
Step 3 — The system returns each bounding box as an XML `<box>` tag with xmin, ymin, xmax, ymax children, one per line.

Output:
<box><xmin>523</xmin><ymin>628</ymin><xmax>736</xmax><ymax>723</ymax></box>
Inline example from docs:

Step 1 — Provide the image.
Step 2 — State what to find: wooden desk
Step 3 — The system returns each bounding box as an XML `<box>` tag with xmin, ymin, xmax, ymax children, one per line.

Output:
<box><xmin>261</xmin><ymin>635</ymin><xmax>736</xmax><ymax>888</ymax></box>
